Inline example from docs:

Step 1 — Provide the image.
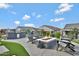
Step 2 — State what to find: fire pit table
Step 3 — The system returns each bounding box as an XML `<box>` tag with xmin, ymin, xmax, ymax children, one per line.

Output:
<box><xmin>35</xmin><ymin>37</ymin><xmax>57</xmax><ymax>49</ymax></box>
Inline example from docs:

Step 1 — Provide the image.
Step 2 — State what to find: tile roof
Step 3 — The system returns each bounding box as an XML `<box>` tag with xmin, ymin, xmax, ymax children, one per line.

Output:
<box><xmin>40</xmin><ymin>25</ymin><xmax>61</xmax><ymax>31</ymax></box>
<box><xmin>17</xmin><ymin>26</ymin><xmax>41</xmax><ymax>31</ymax></box>
<box><xmin>64</xmin><ymin>23</ymin><xmax>79</xmax><ymax>29</ymax></box>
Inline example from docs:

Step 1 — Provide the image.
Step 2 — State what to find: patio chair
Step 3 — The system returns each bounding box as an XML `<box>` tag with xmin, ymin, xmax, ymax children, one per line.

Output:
<box><xmin>57</xmin><ymin>39</ymin><xmax>75</xmax><ymax>52</ymax></box>
<box><xmin>64</xmin><ymin>42</ymin><xmax>75</xmax><ymax>52</ymax></box>
<box><xmin>28</xmin><ymin>35</ymin><xmax>39</xmax><ymax>44</ymax></box>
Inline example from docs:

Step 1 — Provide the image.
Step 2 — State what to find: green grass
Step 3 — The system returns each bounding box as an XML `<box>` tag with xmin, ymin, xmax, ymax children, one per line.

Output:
<box><xmin>0</xmin><ymin>41</ymin><xmax>30</xmax><ymax>56</ymax></box>
<box><xmin>72</xmin><ymin>39</ymin><xmax>79</xmax><ymax>44</ymax></box>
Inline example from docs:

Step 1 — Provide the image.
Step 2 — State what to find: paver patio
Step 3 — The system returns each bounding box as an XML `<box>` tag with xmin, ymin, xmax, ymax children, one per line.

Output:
<box><xmin>2</xmin><ymin>37</ymin><xmax>76</xmax><ymax>56</ymax></box>
<box><xmin>0</xmin><ymin>46</ymin><xmax>9</xmax><ymax>54</ymax></box>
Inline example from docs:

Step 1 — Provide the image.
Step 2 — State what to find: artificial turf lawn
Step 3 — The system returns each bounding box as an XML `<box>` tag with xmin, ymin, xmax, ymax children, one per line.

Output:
<box><xmin>72</xmin><ymin>39</ymin><xmax>79</xmax><ymax>44</ymax></box>
<box><xmin>1</xmin><ymin>41</ymin><xmax>30</xmax><ymax>56</ymax></box>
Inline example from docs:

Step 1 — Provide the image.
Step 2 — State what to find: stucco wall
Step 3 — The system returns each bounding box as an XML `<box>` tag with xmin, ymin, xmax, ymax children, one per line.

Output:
<box><xmin>7</xmin><ymin>32</ymin><xmax>26</xmax><ymax>39</ymax></box>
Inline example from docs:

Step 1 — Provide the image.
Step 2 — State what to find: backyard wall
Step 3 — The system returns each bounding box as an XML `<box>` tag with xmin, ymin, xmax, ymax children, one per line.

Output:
<box><xmin>7</xmin><ymin>32</ymin><xmax>26</xmax><ymax>39</ymax></box>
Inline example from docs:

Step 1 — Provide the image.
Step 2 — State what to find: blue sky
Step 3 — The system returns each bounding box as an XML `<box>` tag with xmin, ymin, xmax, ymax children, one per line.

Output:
<box><xmin>0</xmin><ymin>3</ymin><xmax>79</xmax><ymax>29</ymax></box>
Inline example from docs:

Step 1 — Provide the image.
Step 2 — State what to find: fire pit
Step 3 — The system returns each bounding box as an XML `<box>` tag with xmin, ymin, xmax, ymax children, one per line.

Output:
<box><xmin>36</xmin><ymin>37</ymin><xmax>57</xmax><ymax>49</ymax></box>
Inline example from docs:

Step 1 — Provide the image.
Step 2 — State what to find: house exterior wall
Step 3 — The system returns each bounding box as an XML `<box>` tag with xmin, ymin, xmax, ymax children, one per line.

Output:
<box><xmin>16</xmin><ymin>27</ymin><xmax>41</xmax><ymax>38</ymax></box>
<box><xmin>62</xmin><ymin>29</ymin><xmax>79</xmax><ymax>39</ymax></box>
<box><xmin>7</xmin><ymin>32</ymin><xmax>26</xmax><ymax>39</ymax></box>
<box><xmin>40</xmin><ymin>26</ymin><xmax>61</xmax><ymax>37</ymax></box>
<box><xmin>16</xmin><ymin>26</ymin><xmax>61</xmax><ymax>38</ymax></box>
<box><xmin>40</xmin><ymin>27</ymin><xmax>54</xmax><ymax>31</ymax></box>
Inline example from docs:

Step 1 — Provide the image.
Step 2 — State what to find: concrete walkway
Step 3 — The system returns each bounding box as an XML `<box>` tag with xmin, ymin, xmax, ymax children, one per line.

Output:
<box><xmin>0</xmin><ymin>46</ymin><xmax>9</xmax><ymax>54</ymax></box>
<box><xmin>2</xmin><ymin>38</ymin><xmax>74</xmax><ymax>56</ymax></box>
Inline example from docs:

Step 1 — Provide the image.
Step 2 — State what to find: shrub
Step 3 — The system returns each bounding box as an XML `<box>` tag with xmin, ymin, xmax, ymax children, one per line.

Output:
<box><xmin>72</xmin><ymin>39</ymin><xmax>79</xmax><ymax>44</ymax></box>
<box><xmin>46</xmin><ymin>31</ymin><xmax>51</xmax><ymax>37</ymax></box>
<box><xmin>54</xmin><ymin>32</ymin><xmax>61</xmax><ymax>39</ymax></box>
<box><xmin>0</xmin><ymin>33</ymin><xmax>2</xmax><ymax>38</ymax></box>
<box><xmin>43</xmin><ymin>31</ymin><xmax>46</xmax><ymax>37</ymax></box>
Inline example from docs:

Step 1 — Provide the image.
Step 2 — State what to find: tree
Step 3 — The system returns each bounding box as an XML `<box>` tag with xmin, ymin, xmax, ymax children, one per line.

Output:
<box><xmin>54</xmin><ymin>32</ymin><xmax>61</xmax><ymax>39</ymax></box>
<box><xmin>43</xmin><ymin>31</ymin><xmax>46</xmax><ymax>37</ymax></box>
<box><xmin>25</xmin><ymin>29</ymin><xmax>31</xmax><ymax>34</ymax></box>
<box><xmin>0</xmin><ymin>33</ymin><xmax>2</xmax><ymax>38</ymax></box>
<box><xmin>46</xmin><ymin>31</ymin><xmax>50</xmax><ymax>37</ymax></box>
<box><xmin>41</xmin><ymin>30</ymin><xmax>46</xmax><ymax>37</ymax></box>
<box><xmin>73</xmin><ymin>28</ymin><xmax>79</xmax><ymax>39</ymax></box>
<box><xmin>68</xmin><ymin>28</ymin><xmax>79</xmax><ymax>41</ymax></box>
<box><xmin>0</xmin><ymin>33</ymin><xmax>2</xmax><ymax>44</ymax></box>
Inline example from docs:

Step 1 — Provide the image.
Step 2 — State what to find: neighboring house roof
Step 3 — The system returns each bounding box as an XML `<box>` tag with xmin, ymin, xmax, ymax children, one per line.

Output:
<box><xmin>17</xmin><ymin>26</ymin><xmax>41</xmax><ymax>31</ymax></box>
<box><xmin>64</xmin><ymin>23</ymin><xmax>79</xmax><ymax>29</ymax></box>
<box><xmin>40</xmin><ymin>25</ymin><xmax>61</xmax><ymax>31</ymax></box>
<box><xmin>4</xmin><ymin>29</ymin><xmax>17</xmax><ymax>33</ymax></box>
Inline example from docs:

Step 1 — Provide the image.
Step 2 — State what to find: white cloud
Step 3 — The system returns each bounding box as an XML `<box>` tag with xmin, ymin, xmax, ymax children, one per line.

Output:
<box><xmin>36</xmin><ymin>14</ymin><xmax>42</xmax><ymax>18</ymax></box>
<box><xmin>59</xmin><ymin>3</ymin><xmax>70</xmax><ymax>9</ymax></box>
<box><xmin>11</xmin><ymin>11</ymin><xmax>16</xmax><ymax>15</ymax></box>
<box><xmin>0</xmin><ymin>3</ymin><xmax>10</xmax><ymax>9</ymax></box>
<box><xmin>24</xmin><ymin>24</ymin><xmax>35</xmax><ymax>27</ymax></box>
<box><xmin>50</xmin><ymin>19</ymin><xmax>54</xmax><ymax>22</ymax></box>
<box><xmin>54</xmin><ymin>18</ymin><xmax>64</xmax><ymax>22</ymax></box>
<box><xmin>14</xmin><ymin>20</ymin><xmax>20</xmax><ymax>25</ymax></box>
<box><xmin>50</xmin><ymin>18</ymin><xmax>64</xmax><ymax>22</ymax></box>
<box><xmin>31</xmin><ymin>12</ymin><xmax>42</xmax><ymax>18</ymax></box>
<box><xmin>23</xmin><ymin>14</ymin><xmax>31</xmax><ymax>20</ymax></box>
<box><xmin>55</xmin><ymin>3</ymin><xmax>74</xmax><ymax>14</ymax></box>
